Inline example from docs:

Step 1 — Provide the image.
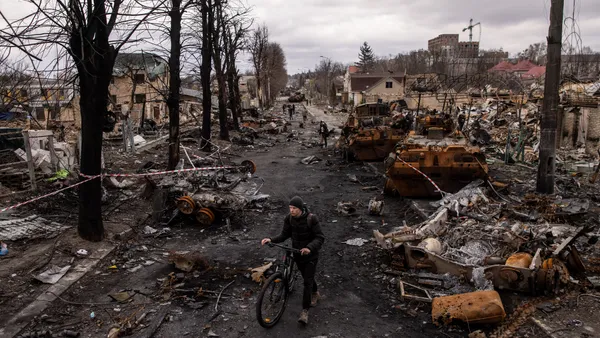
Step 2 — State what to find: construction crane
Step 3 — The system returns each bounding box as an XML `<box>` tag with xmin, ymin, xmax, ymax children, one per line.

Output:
<box><xmin>462</xmin><ymin>18</ymin><xmax>481</xmax><ymax>42</ymax></box>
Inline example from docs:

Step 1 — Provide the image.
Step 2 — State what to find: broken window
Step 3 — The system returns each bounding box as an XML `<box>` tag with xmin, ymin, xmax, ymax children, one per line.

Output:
<box><xmin>135</xmin><ymin>94</ymin><xmax>146</xmax><ymax>103</ymax></box>
<box><xmin>386</xmin><ymin>81</ymin><xmax>393</xmax><ymax>89</ymax></box>
<box><xmin>134</xmin><ymin>74</ymin><xmax>145</xmax><ymax>84</ymax></box>
<box><xmin>35</xmin><ymin>107</ymin><xmax>44</xmax><ymax>119</ymax></box>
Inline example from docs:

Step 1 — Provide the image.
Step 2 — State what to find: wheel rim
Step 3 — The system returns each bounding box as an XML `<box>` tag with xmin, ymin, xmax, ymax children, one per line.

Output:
<box><xmin>241</xmin><ymin>160</ymin><xmax>257</xmax><ymax>174</ymax></box>
<box><xmin>176</xmin><ymin>196</ymin><xmax>195</xmax><ymax>215</ymax></box>
<box><xmin>195</xmin><ymin>208</ymin><xmax>215</xmax><ymax>226</ymax></box>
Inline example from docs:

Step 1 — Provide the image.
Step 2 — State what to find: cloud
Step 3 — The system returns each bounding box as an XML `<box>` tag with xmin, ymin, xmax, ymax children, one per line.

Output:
<box><xmin>250</xmin><ymin>0</ymin><xmax>600</xmax><ymax>73</ymax></box>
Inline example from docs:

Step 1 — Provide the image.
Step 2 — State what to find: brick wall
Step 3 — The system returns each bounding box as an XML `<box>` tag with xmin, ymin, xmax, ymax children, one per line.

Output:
<box><xmin>585</xmin><ymin>107</ymin><xmax>600</xmax><ymax>154</ymax></box>
<box><xmin>560</xmin><ymin>107</ymin><xmax>600</xmax><ymax>154</ymax></box>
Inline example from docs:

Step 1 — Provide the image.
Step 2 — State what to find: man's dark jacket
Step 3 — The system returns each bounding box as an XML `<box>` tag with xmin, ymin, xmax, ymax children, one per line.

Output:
<box><xmin>270</xmin><ymin>209</ymin><xmax>325</xmax><ymax>261</ymax></box>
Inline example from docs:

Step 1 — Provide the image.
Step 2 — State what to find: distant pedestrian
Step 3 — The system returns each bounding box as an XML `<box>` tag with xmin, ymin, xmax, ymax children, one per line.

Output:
<box><xmin>458</xmin><ymin>113</ymin><xmax>466</xmax><ymax>131</ymax></box>
<box><xmin>292</xmin><ymin>104</ymin><xmax>296</xmax><ymax>114</ymax></box>
<box><xmin>289</xmin><ymin>106</ymin><xmax>293</xmax><ymax>120</ymax></box>
<box><xmin>319</xmin><ymin>121</ymin><xmax>329</xmax><ymax>148</ymax></box>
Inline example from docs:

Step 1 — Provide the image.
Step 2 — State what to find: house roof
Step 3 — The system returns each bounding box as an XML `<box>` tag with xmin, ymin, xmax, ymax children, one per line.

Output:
<box><xmin>522</xmin><ymin>66</ymin><xmax>546</xmax><ymax>79</ymax></box>
<box><xmin>489</xmin><ymin>61</ymin><xmax>514</xmax><ymax>72</ymax></box>
<box><xmin>180</xmin><ymin>88</ymin><xmax>202</xmax><ymax>99</ymax></box>
<box><xmin>350</xmin><ymin>73</ymin><xmax>404</xmax><ymax>92</ymax></box>
<box><xmin>512</xmin><ymin>60</ymin><xmax>537</xmax><ymax>72</ymax></box>
<box><xmin>113</xmin><ymin>52</ymin><xmax>168</xmax><ymax>80</ymax></box>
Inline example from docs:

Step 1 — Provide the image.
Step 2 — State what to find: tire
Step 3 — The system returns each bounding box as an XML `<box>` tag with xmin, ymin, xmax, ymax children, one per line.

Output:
<box><xmin>286</xmin><ymin>263</ymin><xmax>297</xmax><ymax>293</ymax></box>
<box><xmin>256</xmin><ymin>272</ymin><xmax>289</xmax><ymax>328</ymax></box>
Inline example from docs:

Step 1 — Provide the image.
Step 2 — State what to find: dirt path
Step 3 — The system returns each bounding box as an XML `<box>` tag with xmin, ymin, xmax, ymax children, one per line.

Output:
<box><xmin>10</xmin><ymin>101</ymin><xmax>451</xmax><ymax>338</ymax></box>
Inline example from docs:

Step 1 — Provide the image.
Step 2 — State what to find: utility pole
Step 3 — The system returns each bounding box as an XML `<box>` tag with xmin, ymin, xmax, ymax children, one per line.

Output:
<box><xmin>536</xmin><ymin>0</ymin><xmax>564</xmax><ymax>194</ymax></box>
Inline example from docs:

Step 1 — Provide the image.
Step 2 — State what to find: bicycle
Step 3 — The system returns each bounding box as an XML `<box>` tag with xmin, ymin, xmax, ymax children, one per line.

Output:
<box><xmin>256</xmin><ymin>242</ymin><xmax>300</xmax><ymax>328</ymax></box>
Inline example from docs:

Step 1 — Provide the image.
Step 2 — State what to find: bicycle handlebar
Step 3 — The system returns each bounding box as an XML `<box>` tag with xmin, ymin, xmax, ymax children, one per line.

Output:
<box><xmin>267</xmin><ymin>242</ymin><xmax>301</xmax><ymax>253</ymax></box>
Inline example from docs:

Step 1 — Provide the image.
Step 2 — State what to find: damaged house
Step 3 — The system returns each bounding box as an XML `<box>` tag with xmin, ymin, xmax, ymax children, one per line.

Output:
<box><xmin>343</xmin><ymin>66</ymin><xmax>406</xmax><ymax>106</ymax></box>
<box><xmin>109</xmin><ymin>52</ymin><xmax>201</xmax><ymax>129</ymax></box>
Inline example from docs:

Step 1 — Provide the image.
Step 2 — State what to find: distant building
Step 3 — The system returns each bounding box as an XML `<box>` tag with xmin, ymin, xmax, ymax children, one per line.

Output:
<box><xmin>110</xmin><ymin>52</ymin><xmax>200</xmax><ymax>125</ymax></box>
<box><xmin>488</xmin><ymin>59</ymin><xmax>541</xmax><ymax>76</ymax></box>
<box><xmin>428</xmin><ymin>34</ymin><xmax>480</xmax><ymax>58</ymax></box>
<box><xmin>343</xmin><ymin>67</ymin><xmax>405</xmax><ymax>106</ymax></box>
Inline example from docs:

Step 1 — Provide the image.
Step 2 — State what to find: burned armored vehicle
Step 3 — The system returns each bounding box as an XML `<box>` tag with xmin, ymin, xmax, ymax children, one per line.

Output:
<box><xmin>339</xmin><ymin>103</ymin><xmax>409</xmax><ymax>161</ymax></box>
<box><xmin>384</xmin><ymin>114</ymin><xmax>488</xmax><ymax>198</ymax></box>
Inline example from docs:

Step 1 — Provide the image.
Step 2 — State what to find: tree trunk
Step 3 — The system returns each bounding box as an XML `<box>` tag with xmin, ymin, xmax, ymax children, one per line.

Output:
<box><xmin>167</xmin><ymin>0</ymin><xmax>182</xmax><ymax>170</ymax></box>
<box><xmin>69</xmin><ymin>1</ymin><xmax>116</xmax><ymax>242</ymax></box>
<box><xmin>227</xmin><ymin>66</ymin><xmax>240</xmax><ymax>130</ymax></box>
<box><xmin>536</xmin><ymin>0</ymin><xmax>563</xmax><ymax>194</ymax></box>
<box><xmin>256</xmin><ymin>75</ymin><xmax>263</xmax><ymax>110</ymax></box>
<box><xmin>78</xmin><ymin>79</ymin><xmax>105</xmax><ymax>241</ymax></box>
<box><xmin>212</xmin><ymin>3</ymin><xmax>228</xmax><ymax>141</ymax></box>
<box><xmin>200</xmin><ymin>0</ymin><xmax>213</xmax><ymax>150</ymax></box>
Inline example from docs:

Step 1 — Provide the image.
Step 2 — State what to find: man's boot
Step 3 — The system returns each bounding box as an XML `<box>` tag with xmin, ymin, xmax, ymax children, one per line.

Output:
<box><xmin>298</xmin><ymin>309</ymin><xmax>309</xmax><ymax>325</ymax></box>
<box><xmin>311</xmin><ymin>292</ymin><xmax>321</xmax><ymax>307</ymax></box>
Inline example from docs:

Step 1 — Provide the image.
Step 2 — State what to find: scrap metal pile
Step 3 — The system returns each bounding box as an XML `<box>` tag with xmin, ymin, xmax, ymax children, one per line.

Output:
<box><xmin>338</xmin><ymin>103</ymin><xmax>410</xmax><ymax>161</ymax></box>
<box><xmin>384</xmin><ymin>114</ymin><xmax>488</xmax><ymax>198</ymax></box>
<box><xmin>374</xmin><ymin>178</ymin><xmax>597</xmax><ymax>329</ymax></box>
<box><xmin>149</xmin><ymin>147</ymin><xmax>265</xmax><ymax>227</ymax></box>
<box><xmin>458</xmin><ymin>98</ymin><xmax>541</xmax><ymax>163</ymax></box>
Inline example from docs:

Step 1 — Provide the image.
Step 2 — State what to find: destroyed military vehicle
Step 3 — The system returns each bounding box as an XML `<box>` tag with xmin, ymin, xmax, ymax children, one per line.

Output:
<box><xmin>288</xmin><ymin>92</ymin><xmax>306</xmax><ymax>103</ymax></box>
<box><xmin>384</xmin><ymin>114</ymin><xmax>488</xmax><ymax>198</ymax></box>
<box><xmin>339</xmin><ymin>102</ymin><xmax>409</xmax><ymax>161</ymax></box>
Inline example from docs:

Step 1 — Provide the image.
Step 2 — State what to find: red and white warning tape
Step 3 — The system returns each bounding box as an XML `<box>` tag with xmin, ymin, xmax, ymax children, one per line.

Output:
<box><xmin>1</xmin><ymin>165</ymin><xmax>240</xmax><ymax>214</ymax></box>
<box><xmin>395</xmin><ymin>155</ymin><xmax>447</xmax><ymax>195</ymax></box>
<box><xmin>0</xmin><ymin>174</ymin><xmax>101</xmax><ymax>213</ymax></box>
<box><xmin>79</xmin><ymin>165</ymin><xmax>236</xmax><ymax>179</ymax></box>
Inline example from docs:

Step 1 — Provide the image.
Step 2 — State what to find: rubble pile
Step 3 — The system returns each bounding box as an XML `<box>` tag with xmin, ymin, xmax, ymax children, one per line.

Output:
<box><xmin>459</xmin><ymin>99</ymin><xmax>541</xmax><ymax>163</ymax></box>
<box><xmin>373</xmin><ymin>175</ymin><xmax>599</xmax><ymax>329</ymax></box>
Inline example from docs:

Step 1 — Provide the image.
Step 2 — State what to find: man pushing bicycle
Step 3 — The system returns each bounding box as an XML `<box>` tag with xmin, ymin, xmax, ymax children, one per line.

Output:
<box><xmin>261</xmin><ymin>196</ymin><xmax>325</xmax><ymax>325</ymax></box>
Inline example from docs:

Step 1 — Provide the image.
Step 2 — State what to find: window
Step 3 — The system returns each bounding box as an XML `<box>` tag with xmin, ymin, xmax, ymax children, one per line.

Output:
<box><xmin>134</xmin><ymin>74</ymin><xmax>145</xmax><ymax>84</ymax></box>
<box><xmin>20</xmin><ymin>89</ymin><xmax>28</xmax><ymax>99</ymax></box>
<box><xmin>35</xmin><ymin>107</ymin><xmax>44</xmax><ymax>119</ymax></box>
<box><xmin>110</xmin><ymin>95</ymin><xmax>117</xmax><ymax>104</ymax></box>
<box><xmin>385</xmin><ymin>81</ymin><xmax>393</xmax><ymax>89</ymax></box>
<box><xmin>135</xmin><ymin>94</ymin><xmax>146</xmax><ymax>103</ymax></box>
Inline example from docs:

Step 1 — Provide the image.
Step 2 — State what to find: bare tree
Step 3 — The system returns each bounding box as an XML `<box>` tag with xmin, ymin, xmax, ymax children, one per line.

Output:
<box><xmin>166</xmin><ymin>0</ymin><xmax>197</xmax><ymax>169</ymax></box>
<box><xmin>1</xmin><ymin>1</ymin><xmax>157</xmax><ymax>241</ymax></box>
<box><xmin>262</xmin><ymin>42</ymin><xmax>287</xmax><ymax>105</ymax></box>
<box><xmin>200</xmin><ymin>0</ymin><xmax>214</xmax><ymax>150</ymax></box>
<box><xmin>222</xmin><ymin>2</ymin><xmax>252</xmax><ymax>130</ymax></box>
<box><xmin>212</xmin><ymin>0</ymin><xmax>229</xmax><ymax>140</ymax></box>
<box><xmin>249</xmin><ymin>24</ymin><xmax>268</xmax><ymax>109</ymax></box>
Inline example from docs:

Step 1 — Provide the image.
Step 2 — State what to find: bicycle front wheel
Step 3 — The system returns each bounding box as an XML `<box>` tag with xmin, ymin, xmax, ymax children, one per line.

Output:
<box><xmin>256</xmin><ymin>272</ymin><xmax>289</xmax><ymax>328</ymax></box>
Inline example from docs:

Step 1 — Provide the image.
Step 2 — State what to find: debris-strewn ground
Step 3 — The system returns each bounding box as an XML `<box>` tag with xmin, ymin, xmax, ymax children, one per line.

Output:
<box><xmin>2</xmin><ymin>99</ymin><xmax>600</xmax><ymax>338</ymax></box>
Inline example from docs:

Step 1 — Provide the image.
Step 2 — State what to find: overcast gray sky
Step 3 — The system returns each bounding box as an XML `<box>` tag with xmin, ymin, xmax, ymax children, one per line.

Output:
<box><xmin>1</xmin><ymin>0</ymin><xmax>599</xmax><ymax>75</ymax></box>
<box><xmin>248</xmin><ymin>0</ymin><xmax>600</xmax><ymax>74</ymax></box>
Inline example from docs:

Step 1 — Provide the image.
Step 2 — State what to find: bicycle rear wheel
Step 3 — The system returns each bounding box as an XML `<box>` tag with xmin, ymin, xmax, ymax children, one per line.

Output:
<box><xmin>256</xmin><ymin>272</ymin><xmax>289</xmax><ymax>328</ymax></box>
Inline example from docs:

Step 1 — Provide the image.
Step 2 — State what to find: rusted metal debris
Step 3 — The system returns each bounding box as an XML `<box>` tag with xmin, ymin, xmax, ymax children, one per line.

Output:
<box><xmin>399</xmin><ymin>280</ymin><xmax>433</xmax><ymax>303</ymax></box>
<box><xmin>384</xmin><ymin>115</ymin><xmax>488</xmax><ymax>198</ymax></box>
<box><xmin>431</xmin><ymin>290</ymin><xmax>506</xmax><ymax>326</ymax></box>
<box><xmin>339</xmin><ymin>103</ymin><xmax>408</xmax><ymax>162</ymax></box>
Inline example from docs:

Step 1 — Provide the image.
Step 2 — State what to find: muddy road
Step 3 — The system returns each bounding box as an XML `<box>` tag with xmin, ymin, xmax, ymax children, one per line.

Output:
<box><xmin>8</xmin><ymin>102</ymin><xmax>452</xmax><ymax>338</ymax></box>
